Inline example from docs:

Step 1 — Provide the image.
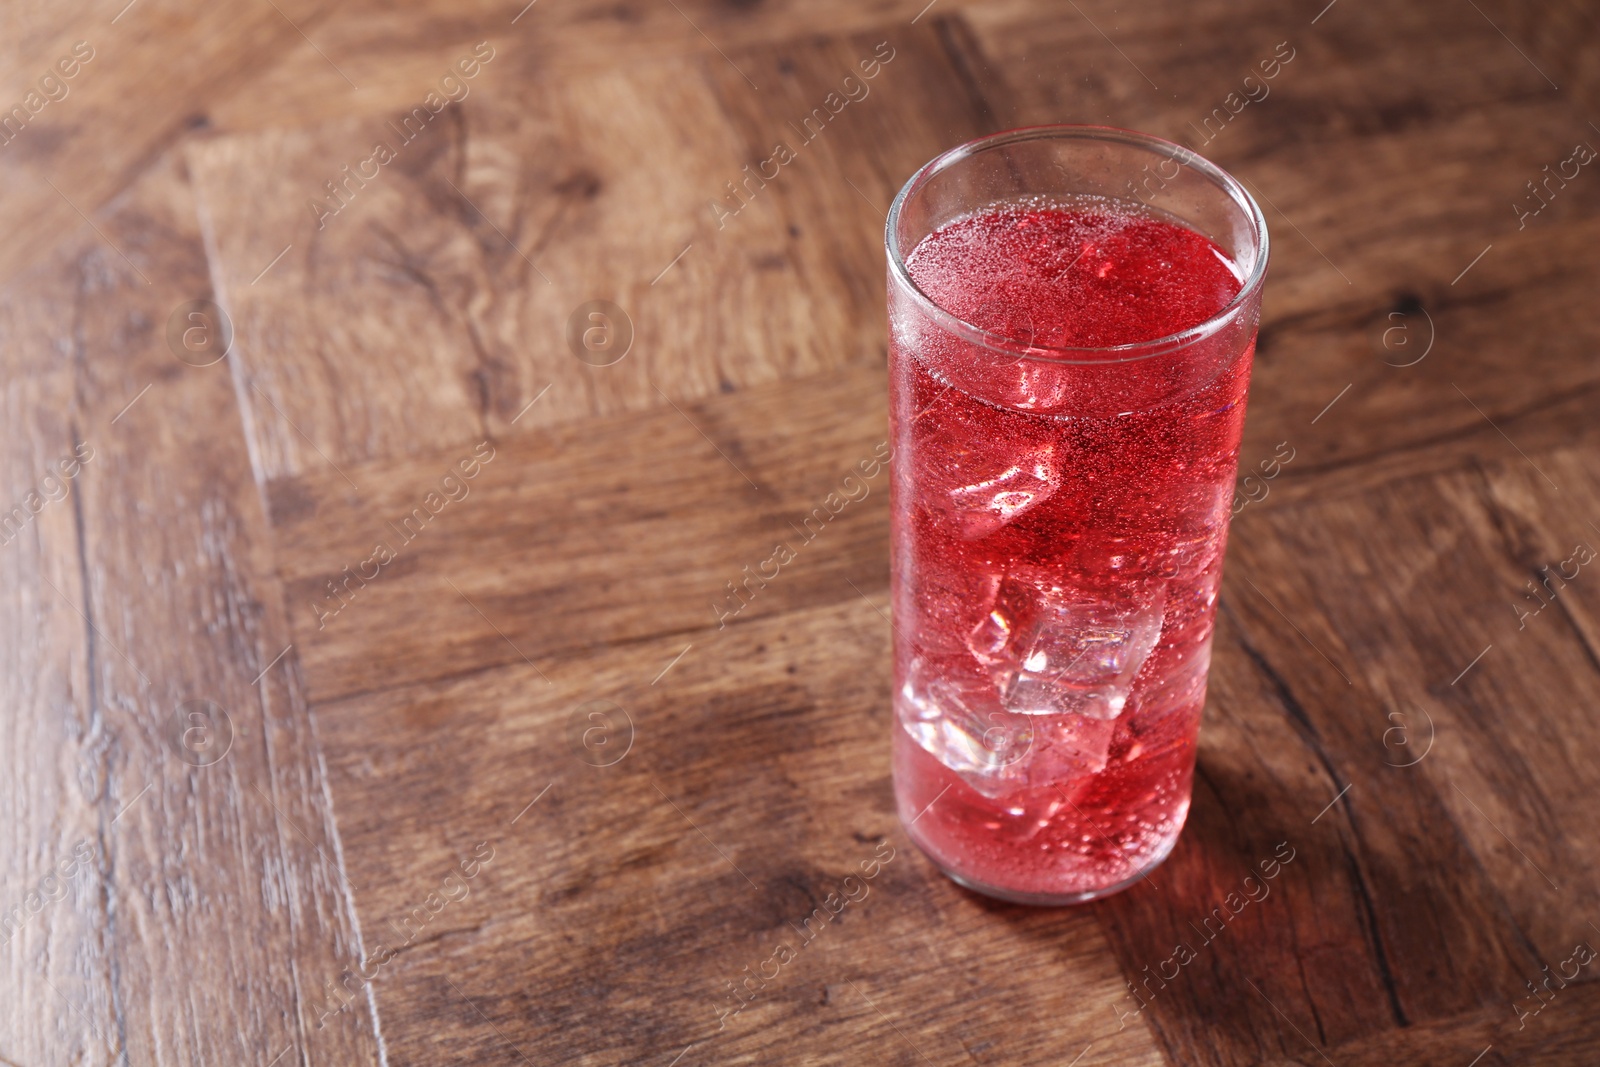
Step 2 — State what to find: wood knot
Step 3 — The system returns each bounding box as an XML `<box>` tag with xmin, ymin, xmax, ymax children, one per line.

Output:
<box><xmin>554</xmin><ymin>169</ymin><xmax>602</xmax><ymax>199</ymax></box>
<box><xmin>1389</xmin><ymin>292</ymin><xmax>1424</xmax><ymax>317</ymax></box>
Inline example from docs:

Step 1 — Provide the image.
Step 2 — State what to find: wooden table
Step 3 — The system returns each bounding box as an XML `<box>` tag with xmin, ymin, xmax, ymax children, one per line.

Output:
<box><xmin>4</xmin><ymin>0</ymin><xmax>1599</xmax><ymax>1063</ymax></box>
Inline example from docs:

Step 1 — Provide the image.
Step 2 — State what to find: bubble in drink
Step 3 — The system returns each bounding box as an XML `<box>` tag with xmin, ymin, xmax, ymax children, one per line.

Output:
<box><xmin>890</xmin><ymin>198</ymin><xmax>1255</xmax><ymax>902</ymax></box>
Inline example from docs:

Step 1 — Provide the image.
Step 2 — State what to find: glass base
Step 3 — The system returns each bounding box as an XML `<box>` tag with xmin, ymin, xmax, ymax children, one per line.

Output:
<box><xmin>916</xmin><ymin>830</ymin><xmax>1178</xmax><ymax>906</ymax></box>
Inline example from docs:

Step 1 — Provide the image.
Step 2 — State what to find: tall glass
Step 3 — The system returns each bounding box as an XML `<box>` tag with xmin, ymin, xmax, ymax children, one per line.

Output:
<box><xmin>886</xmin><ymin>126</ymin><xmax>1268</xmax><ymax>904</ymax></box>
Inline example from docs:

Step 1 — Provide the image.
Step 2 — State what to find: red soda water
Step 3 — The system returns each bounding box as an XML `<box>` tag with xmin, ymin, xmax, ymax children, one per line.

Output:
<box><xmin>889</xmin><ymin>200</ymin><xmax>1252</xmax><ymax>902</ymax></box>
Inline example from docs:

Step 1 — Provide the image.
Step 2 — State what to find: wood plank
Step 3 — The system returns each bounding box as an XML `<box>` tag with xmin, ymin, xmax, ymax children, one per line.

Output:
<box><xmin>203</xmin><ymin>0</ymin><xmax>968</xmax><ymax>134</ymax></box>
<box><xmin>1111</xmin><ymin>446</ymin><xmax>1600</xmax><ymax>1065</ymax></box>
<box><xmin>0</xmin><ymin>154</ymin><xmax>381</xmax><ymax>1063</ymax></box>
<box><xmin>0</xmin><ymin>0</ymin><xmax>350</xmax><ymax>284</ymax></box>
<box><xmin>1463</xmin><ymin>446</ymin><xmax>1600</xmax><ymax>944</ymax></box>
<box><xmin>270</xmin><ymin>364</ymin><xmax>891</xmax><ymax>703</ymax></box>
<box><xmin>964</xmin><ymin>0</ymin><xmax>1558</xmax><ymax>155</ymax></box>
<box><xmin>966</xmin><ymin>2</ymin><xmax>1600</xmax><ymax>532</ymax></box>
<box><xmin>185</xmin><ymin>20</ymin><xmax>988</xmax><ymax>479</ymax></box>
<box><xmin>1229</xmin><ymin>213</ymin><xmax>1600</xmax><ymax>517</ymax></box>
<box><xmin>964</xmin><ymin>2</ymin><xmax>1593</xmax><ymax>310</ymax></box>
<box><xmin>0</xmin><ymin>360</ymin><xmax>114</xmax><ymax>1065</ymax></box>
<box><xmin>1322</xmin><ymin>981</ymin><xmax>1600</xmax><ymax>1067</ymax></box>
<box><xmin>1082</xmin><ymin>604</ymin><xmax>1409</xmax><ymax>1065</ymax></box>
<box><xmin>312</xmin><ymin>598</ymin><xmax>1168</xmax><ymax>1066</ymax></box>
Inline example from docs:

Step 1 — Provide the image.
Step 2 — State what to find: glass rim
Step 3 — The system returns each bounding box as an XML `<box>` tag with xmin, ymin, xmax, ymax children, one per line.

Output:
<box><xmin>885</xmin><ymin>124</ymin><xmax>1270</xmax><ymax>365</ymax></box>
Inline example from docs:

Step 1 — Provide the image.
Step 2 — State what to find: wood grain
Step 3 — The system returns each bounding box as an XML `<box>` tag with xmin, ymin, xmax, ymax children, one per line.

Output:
<box><xmin>313</xmin><ymin>597</ymin><xmax>1168</xmax><ymax>1066</ymax></box>
<box><xmin>186</xmin><ymin>20</ymin><xmax>989</xmax><ymax>480</ymax></box>
<box><xmin>267</xmin><ymin>365</ymin><xmax>892</xmax><ymax>702</ymax></box>
<box><xmin>1067</xmin><ymin>453</ymin><xmax>1600</xmax><ymax>1067</ymax></box>
<box><xmin>0</xmin><ymin>156</ymin><xmax>381</xmax><ymax>1063</ymax></box>
<box><xmin>0</xmin><ymin>0</ymin><xmax>351</xmax><ymax>284</ymax></box>
<box><xmin>4</xmin><ymin>0</ymin><xmax>1600</xmax><ymax>1063</ymax></box>
<box><xmin>968</xmin><ymin>0</ymin><xmax>1600</xmax><ymax>497</ymax></box>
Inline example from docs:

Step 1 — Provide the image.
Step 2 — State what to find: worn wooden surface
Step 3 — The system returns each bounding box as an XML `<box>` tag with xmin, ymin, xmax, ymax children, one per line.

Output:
<box><xmin>3</xmin><ymin>0</ymin><xmax>1598</xmax><ymax>1064</ymax></box>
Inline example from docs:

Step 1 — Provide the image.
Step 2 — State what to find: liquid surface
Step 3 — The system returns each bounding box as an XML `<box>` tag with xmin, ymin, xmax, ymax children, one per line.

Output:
<box><xmin>889</xmin><ymin>202</ymin><xmax>1252</xmax><ymax>900</ymax></box>
<box><xmin>906</xmin><ymin>200</ymin><xmax>1243</xmax><ymax>349</ymax></box>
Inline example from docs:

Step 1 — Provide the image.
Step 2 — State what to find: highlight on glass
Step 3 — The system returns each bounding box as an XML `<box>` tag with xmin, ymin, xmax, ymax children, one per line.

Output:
<box><xmin>886</xmin><ymin>125</ymin><xmax>1269</xmax><ymax>904</ymax></box>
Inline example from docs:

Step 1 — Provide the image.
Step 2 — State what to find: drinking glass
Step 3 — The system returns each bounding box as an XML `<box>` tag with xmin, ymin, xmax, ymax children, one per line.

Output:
<box><xmin>886</xmin><ymin>126</ymin><xmax>1268</xmax><ymax>904</ymax></box>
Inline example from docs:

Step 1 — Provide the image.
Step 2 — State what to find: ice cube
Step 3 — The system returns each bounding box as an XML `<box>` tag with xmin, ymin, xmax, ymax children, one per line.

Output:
<box><xmin>897</xmin><ymin>655</ymin><xmax>1039</xmax><ymax>798</ymax></box>
<box><xmin>898</xmin><ymin>651</ymin><xmax>1134</xmax><ymax>799</ymax></box>
<box><xmin>969</xmin><ymin>572</ymin><xmax>1166</xmax><ymax>720</ymax></box>
<box><xmin>1032</xmin><ymin>713</ymin><xmax>1117</xmax><ymax>782</ymax></box>
<box><xmin>941</xmin><ymin>442</ymin><xmax>1060</xmax><ymax>540</ymax></box>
